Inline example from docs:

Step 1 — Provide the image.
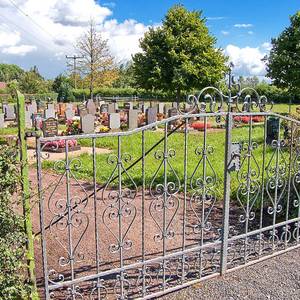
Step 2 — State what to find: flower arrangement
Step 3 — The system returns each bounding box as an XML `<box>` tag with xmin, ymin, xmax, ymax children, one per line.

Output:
<box><xmin>191</xmin><ymin>121</ymin><xmax>212</xmax><ymax>131</ymax></box>
<box><xmin>98</xmin><ymin>125</ymin><xmax>109</xmax><ymax>133</ymax></box>
<box><xmin>65</xmin><ymin>119</ymin><xmax>81</xmax><ymax>135</ymax></box>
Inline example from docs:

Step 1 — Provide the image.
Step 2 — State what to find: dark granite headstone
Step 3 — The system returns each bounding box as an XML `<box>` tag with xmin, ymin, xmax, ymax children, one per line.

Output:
<box><xmin>42</xmin><ymin>118</ymin><xmax>58</xmax><ymax>137</ymax></box>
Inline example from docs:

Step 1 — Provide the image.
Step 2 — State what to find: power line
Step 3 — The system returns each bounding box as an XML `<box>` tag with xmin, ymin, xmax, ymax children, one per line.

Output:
<box><xmin>6</xmin><ymin>0</ymin><xmax>75</xmax><ymax>54</ymax></box>
<box><xmin>0</xmin><ymin>13</ymin><xmax>55</xmax><ymax>53</ymax></box>
<box><xmin>66</xmin><ymin>54</ymin><xmax>84</xmax><ymax>89</ymax></box>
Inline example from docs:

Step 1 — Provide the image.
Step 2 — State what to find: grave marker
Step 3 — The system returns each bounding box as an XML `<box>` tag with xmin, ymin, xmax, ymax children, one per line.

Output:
<box><xmin>109</xmin><ymin>113</ymin><xmax>120</xmax><ymax>130</ymax></box>
<box><xmin>128</xmin><ymin>109</ymin><xmax>139</xmax><ymax>130</ymax></box>
<box><xmin>146</xmin><ymin>107</ymin><xmax>157</xmax><ymax>125</ymax></box>
<box><xmin>86</xmin><ymin>99</ymin><xmax>96</xmax><ymax>115</ymax></box>
<box><xmin>80</xmin><ymin>114</ymin><xmax>95</xmax><ymax>134</ymax></box>
<box><xmin>0</xmin><ymin>113</ymin><xmax>4</xmax><ymax>128</ymax></box>
<box><xmin>42</xmin><ymin>117</ymin><xmax>58</xmax><ymax>137</ymax></box>
<box><xmin>4</xmin><ymin>104</ymin><xmax>16</xmax><ymax>120</ymax></box>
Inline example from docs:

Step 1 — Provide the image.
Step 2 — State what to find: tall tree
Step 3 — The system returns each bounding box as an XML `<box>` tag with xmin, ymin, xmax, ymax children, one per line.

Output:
<box><xmin>0</xmin><ymin>64</ymin><xmax>24</xmax><ymax>82</ymax></box>
<box><xmin>132</xmin><ymin>5</ymin><xmax>227</xmax><ymax>100</ymax></box>
<box><xmin>267</xmin><ymin>11</ymin><xmax>300</xmax><ymax>92</ymax></box>
<box><xmin>76</xmin><ymin>20</ymin><xmax>115</xmax><ymax>98</ymax></box>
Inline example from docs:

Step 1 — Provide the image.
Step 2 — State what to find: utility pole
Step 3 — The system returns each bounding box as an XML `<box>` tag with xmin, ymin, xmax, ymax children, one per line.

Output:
<box><xmin>66</xmin><ymin>55</ymin><xmax>84</xmax><ymax>89</ymax></box>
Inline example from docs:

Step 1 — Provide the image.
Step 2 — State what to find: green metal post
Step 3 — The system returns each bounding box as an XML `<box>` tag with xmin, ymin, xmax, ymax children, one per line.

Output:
<box><xmin>16</xmin><ymin>90</ymin><xmax>39</xmax><ymax>299</ymax></box>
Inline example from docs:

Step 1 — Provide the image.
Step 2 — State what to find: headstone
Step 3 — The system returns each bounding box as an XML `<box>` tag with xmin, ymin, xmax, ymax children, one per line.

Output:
<box><xmin>142</xmin><ymin>103</ymin><xmax>148</xmax><ymax>114</ymax></box>
<box><xmin>80</xmin><ymin>114</ymin><xmax>95</xmax><ymax>134</ymax></box>
<box><xmin>146</xmin><ymin>107</ymin><xmax>157</xmax><ymax>125</ymax></box>
<box><xmin>109</xmin><ymin>113</ymin><xmax>120</xmax><ymax>130</ymax></box>
<box><xmin>47</xmin><ymin>103</ymin><xmax>55</xmax><ymax>110</ymax></box>
<box><xmin>33</xmin><ymin>113</ymin><xmax>43</xmax><ymax>130</ymax></box>
<box><xmin>25</xmin><ymin>110</ymin><xmax>32</xmax><ymax>127</ymax></box>
<box><xmin>108</xmin><ymin>103</ymin><xmax>118</xmax><ymax>114</ymax></box>
<box><xmin>128</xmin><ymin>109</ymin><xmax>139</xmax><ymax>130</ymax></box>
<box><xmin>66</xmin><ymin>103</ymin><xmax>73</xmax><ymax>111</ymax></box>
<box><xmin>267</xmin><ymin>117</ymin><xmax>280</xmax><ymax>144</ymax></box>
<box><xmin>172</xmin><ymin>102</ymin><xmax>178</xmax><ymax>109</ymax></box>
<box><xmin>79</xmin><ymin>107</ymin><xmax>88</xmax><ymax>117</ymax></box>
<box><xmin>42</xmin><ymin>118</ymin><xmax>58</xmax><ymax>137</ymax></box>
<box><xmin>86</xmin><ymin>99</ymin><xmax>96</xmax><ymax>115</ymax></box>
<box><xmin>100</xmin><ymin>103</ymin><xmax>109</xmax><ymax>113</ymax></box>
<box><xmin>44</xmin><ymin>107</ymin><xmax>56</xmax><ymax>119</ymax></box>
<box><xmin>164</xmin><ymin>104</ymin><xmax>171</xmax><ymax>115</ymax></box>
<box><xmin>158</xmin><ymin>103</ymin><xmax>165</xmax><ymax>114</ymax></box>
<box><xmin>65</xmin><ymin>109</ymin><xmax>75</xmax><ymax>120</ymax></box>
<box><xmin>31</xmin><ymin>100</ymin><xmax>37</xmax><ymax>113</ymax></box>
<box><xmin>0</xmin><ymin>113</ymin><xmax>4</xmax><ymax>128</ymax></box>
<box><xmin>4</xmin><ymin>104</ymin><xmax>16</xmax><ymax>120</ymax></box>
<box><xmin>168</xmin><ymin>107</ymin><xmax>178</xmax><ymax>126</ymax></box>
<box><xmin>124</xmin><ymin>102</ymin><xmax>133</xmax><ymax>110</ymax></box>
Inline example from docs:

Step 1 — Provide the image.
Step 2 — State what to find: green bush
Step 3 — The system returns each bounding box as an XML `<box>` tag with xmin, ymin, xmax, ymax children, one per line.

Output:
<box><xmin>0</xmin><ymin>145</ymin><xmax>29</xmax><ymax>299</ymax></box>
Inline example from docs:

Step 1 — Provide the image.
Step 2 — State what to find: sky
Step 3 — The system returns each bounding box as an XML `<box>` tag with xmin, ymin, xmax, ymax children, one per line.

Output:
<box><xmin>0</xmin><ymin>0</ymin><xmax>299</xmax><ymax>79</ymax></box>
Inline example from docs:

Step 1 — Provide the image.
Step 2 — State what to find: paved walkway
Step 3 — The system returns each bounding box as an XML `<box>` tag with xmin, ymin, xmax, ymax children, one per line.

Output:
<box><xmin>163</xmin><ymin>249</ymin><xmax>300</xmax><ymax>300</ymax></box>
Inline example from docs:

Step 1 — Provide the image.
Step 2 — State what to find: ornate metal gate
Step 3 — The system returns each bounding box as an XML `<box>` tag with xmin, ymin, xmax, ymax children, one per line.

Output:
<box><xmin>36</xmin><ymin>77</ymin><xmax>300</xmax><ymax>299</ymax></box>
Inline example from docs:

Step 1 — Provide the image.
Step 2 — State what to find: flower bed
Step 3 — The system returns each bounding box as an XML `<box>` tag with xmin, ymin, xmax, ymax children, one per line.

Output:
<box><xmin>191</xmin><ymin>121</ymin><xmax>212</xmax><ymax>131</ymax></box>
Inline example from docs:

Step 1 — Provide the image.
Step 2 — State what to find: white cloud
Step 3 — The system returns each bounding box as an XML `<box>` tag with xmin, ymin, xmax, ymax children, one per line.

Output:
<box><xmin>234</xmin><ymin>23</ymin><xmax>253</xmax><ymax>28</ymax></box>
<box><xmin>248</xmin><ymin>31</ymin><xmax>254</xmax><ymax>35</ymax></box>
<box><xmin>207</xmin><ymin>16</ymin><xmax>226</xmax><ymax>21</ymax></box>
<box><xmin>221</xmin><ymin>30</ymin><xmax>230</xmax><ymax>36</ymax></box>
<box><xmin>2</xmin><ymin>45</ymin><xmax>37</xmax><ymax>56</ymax></box>
<box><xmin>0</xmin><ymin>26</ymin><xmax>21</xmax><ymax>47</ymax></box>
<box><xmin>261</xmin><ymin>42</ymin><xmax>272</xmax><ymax>51</ymax></box>
<box><xmin>0</xmin><ymin>0</ymin><xmax>149</xmax><ymax>77</ymax></box>
<box><xmin>225</xmin><ymin>44</ymin><xmax>268</xmax><ymax>76</ymax></box>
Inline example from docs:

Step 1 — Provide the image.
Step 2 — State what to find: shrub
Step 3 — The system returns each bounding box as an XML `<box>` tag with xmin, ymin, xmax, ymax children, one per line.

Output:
<box><xmin>0</xmin><ymin>145</ymin><xmax>29</xmax><ymax>299</ymax></box>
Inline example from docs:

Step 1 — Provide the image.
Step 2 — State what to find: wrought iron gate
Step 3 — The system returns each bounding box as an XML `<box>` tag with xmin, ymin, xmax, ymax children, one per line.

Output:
<box><xmin>36</xmin><ymin>79</ymin><xmax>300</xmax><ymax>299</ymax></box>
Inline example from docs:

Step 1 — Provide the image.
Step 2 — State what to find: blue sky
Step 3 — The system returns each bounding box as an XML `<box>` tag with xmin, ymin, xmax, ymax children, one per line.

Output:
<box><xmin>0</xmin><ymin>0</ymin><xmax>299</xmax><ymax>78</ymax></box>
<box><xmin>106</xmin><ymin>0</ymin><xmax>299</xmax><ymax>49</ymax></box>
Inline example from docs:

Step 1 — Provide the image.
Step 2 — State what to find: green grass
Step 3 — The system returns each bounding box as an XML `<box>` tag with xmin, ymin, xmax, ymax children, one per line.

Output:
<box><xmin>42</xmin><ymin>121</ymin><xmax>288</xmax><ymax>209</ymax></box>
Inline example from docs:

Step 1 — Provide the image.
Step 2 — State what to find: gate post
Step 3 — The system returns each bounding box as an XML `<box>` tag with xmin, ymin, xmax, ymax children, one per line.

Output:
<box><xmin>16</xmin><ymin>90</ymin><xmax>39</xmax><ymax>299</ymax></box>
<box><xmin>220</xmin><ymin>108</ymin><xmax>233</xmax><ymax>276</ymax></box>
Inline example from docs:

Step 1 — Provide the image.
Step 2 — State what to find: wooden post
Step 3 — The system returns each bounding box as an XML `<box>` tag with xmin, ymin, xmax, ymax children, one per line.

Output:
<box><xmin>16</xmin><ymin>90</ymin><xmax>39</xmax><ymax>299</ymax></box>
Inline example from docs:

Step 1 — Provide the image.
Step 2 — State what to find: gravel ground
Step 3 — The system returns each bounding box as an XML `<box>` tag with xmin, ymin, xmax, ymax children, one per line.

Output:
<box><xmin>163</xmin><ymin>249</ymin><xmax>300</xmax><ymax>300</ymax></box>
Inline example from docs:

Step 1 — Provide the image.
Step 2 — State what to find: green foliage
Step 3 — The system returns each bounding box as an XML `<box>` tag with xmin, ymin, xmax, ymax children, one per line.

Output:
<box><xmin>113</xmin><ymin>62</ymin><xmax>136</xmax><ymax>88</ymax></box>
<box><xmin>0</xmin><ymin>64</ymin><xmax>24</xmax><ymax>82</ymax></box>
<box><xmin>267</xmin><ymin>11</ymin><xmax>300</xmax><ymax>92</ymax></box>
<box><xmin>18</xmin><ymin>66</ymin><xmax>51</xmax><ymax>94</ymax></box>
<box><xmin>0</xmin><ymin>145</ymin><xmax>29</xmax><ymax>299</ymax></box>
<box><xmin>132</xmin><ymin>5</ymin><xmax>228</xmax><ymax>99</ymax></box>
<box><xmin>53</xmin><ymin>74</ymin><xmax>75</xmax><ymax>102</ymax></box>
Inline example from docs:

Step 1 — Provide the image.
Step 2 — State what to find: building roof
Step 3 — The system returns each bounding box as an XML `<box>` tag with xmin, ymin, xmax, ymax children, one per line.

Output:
<box><xmin>0</xmin><ymin>82</ymin><xmax>7</xmax><ymax>90</ymax></box>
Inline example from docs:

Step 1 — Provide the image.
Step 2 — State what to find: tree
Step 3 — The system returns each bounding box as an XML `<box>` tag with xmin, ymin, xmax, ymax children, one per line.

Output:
<box><xmin>76</xmin><ymin>20</ymin><xmax>115</xmax><ymax>98</ymax></box>
<box><xmin>0</xmin><ymin>64</ymin><xmax>24</xmax><ymax>82</ymax></box>
<box><xmin>132</xmin><ymin>5</ymin><xmax>227</xmax><ymax>101</ymax></box>
<box><xmin>113</xmin><ymin>62</ymin><xmax>136</xmax><ymax>88</ymax></box>
<box><xmin>52</xmin><ymin>74</ymin><xmax>75</xmax><ymax>102</ymax></box>
<box><xmin>18</xmin><ymin>68</ymin><xmax>49</xmax><ymax>94</ymax></box>
<box><xmin>266</xmin><ymin>11</ymin><xmax>300</xmax><ymax>92</ymax></box>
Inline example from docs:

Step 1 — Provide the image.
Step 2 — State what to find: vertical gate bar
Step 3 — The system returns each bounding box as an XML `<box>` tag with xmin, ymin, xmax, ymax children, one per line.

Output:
<box><xmin>16</xmin><ymin>90</ymin><xmax>38</xmax><ymax>298</ymax></box>
<box><xmin>220</xmin><ymin>111</ymin><xmax>232</xmax><ymax>275</ymax></box>
<box><xmin>92</xmin><ymin>138</ymin><xmax>101</xmax><ymax>299</ymax></box>
<box><xmin>36</xmin><ymin>137</ymin><xmax>50</xmax><ymax>300</ymax></box>
<box><xmin>199</xmin><ymin>116</ymin><xmax>208</xmax><ymax>278</ymax></box>
<box><xmin>259</xmin><ymin>116</ymin><xmax>267</xmax><ymax>256</ymax></box>
<box><xmin>162</xmin><ymin>122</ymin><xmax>168</xmax><ymax>290</ymax></box>
<box><xmin>117</xmin><ymin>135</ymin><xmax>124</xmax><ymax>298</ymax></box>
<box><xmin>285</xmin><ymin>121</ymin><xmax>294</xmax><ymax>247</ymax></box>
<box><xmin>141</xmin><ymin>130</ymin><xmax>146</xmax><ymax>297</ymax></box>
<box><xmin>65</xmin><ymin>141</ymin><xmax>75</xmax><ymax>298</ymax></box>
<box><xmin>181</xmin><ymin>117</ymin><xmax>188</xmax><ymax>283</ymax></box>
<box><xmin>244</xmin><ymin>115</ymin><xmax>253</xmax><ymax>264</ymax></box>
<box><xmin>272</xmin><ymin>119</ymin><xmax>281</xmax><ymax>251</ymax></box>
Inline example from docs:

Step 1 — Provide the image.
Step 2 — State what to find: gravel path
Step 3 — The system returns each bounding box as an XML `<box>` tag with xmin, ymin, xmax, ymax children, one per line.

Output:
<box><xmin>163</xmin><ymin>249</ymin><xmax>300</xmax><ymax>300</ymax></box>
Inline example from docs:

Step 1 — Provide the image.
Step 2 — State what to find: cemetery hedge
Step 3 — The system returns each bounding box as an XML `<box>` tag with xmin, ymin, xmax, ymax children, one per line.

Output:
<box><xmin>0</xmin><ymin>145</ymin><xmax>29</xmax><ymax>299</ymax></box>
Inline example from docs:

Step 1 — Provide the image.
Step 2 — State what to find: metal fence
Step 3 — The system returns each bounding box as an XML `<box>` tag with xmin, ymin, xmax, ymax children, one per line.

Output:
<box><xmin>35</xmin><ymin>79</ymin><xmax>300</xmax><ymax>299</ymax></box>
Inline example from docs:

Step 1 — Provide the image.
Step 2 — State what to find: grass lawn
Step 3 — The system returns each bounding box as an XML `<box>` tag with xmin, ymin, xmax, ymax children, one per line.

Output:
<box><xmin>42</xmin><ymin>117</ymin><xmax>289</xmax><ymax>209</ymax></box>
